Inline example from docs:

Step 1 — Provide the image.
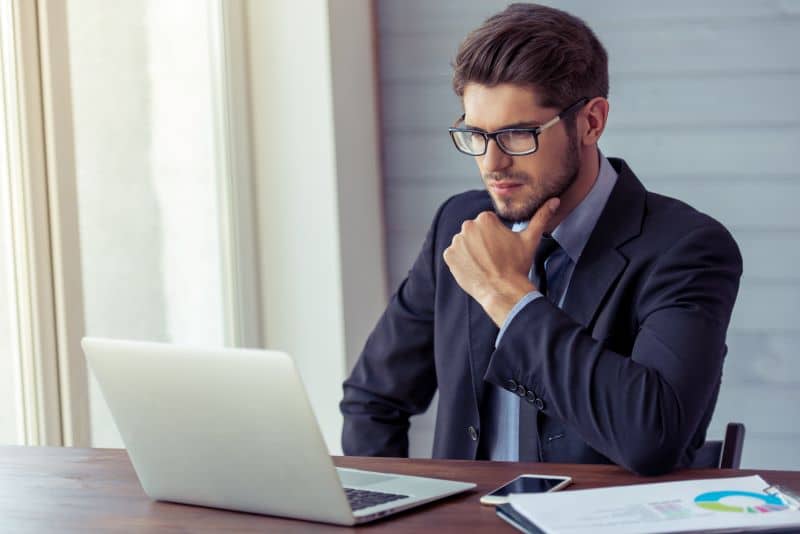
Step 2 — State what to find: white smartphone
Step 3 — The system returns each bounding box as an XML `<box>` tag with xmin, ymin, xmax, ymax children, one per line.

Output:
<box><xmin>479</xmin><ymin>474</ymin><xmax>572</xmax><ymax>505</ymax></box>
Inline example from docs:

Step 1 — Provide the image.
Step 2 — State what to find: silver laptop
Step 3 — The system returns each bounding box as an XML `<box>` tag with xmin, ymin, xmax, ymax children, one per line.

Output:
<box><xmin>82</xmin><ymin>337</ymin><xmax>475</xmax><ymax>525</ymax></box>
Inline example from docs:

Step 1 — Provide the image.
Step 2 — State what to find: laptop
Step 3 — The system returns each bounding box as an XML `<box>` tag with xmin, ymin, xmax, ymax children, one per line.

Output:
<box><xmin>82</xmin><ymin>337</ymin><xmax>475</xmax><ymax>525</ymax></box>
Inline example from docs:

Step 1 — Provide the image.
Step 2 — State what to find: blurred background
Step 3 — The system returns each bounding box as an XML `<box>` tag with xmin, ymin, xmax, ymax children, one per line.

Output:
<box><xmin>0</xmin><ymin>0</ymin><xmax>797</xmax><ymax>470</ymax></box>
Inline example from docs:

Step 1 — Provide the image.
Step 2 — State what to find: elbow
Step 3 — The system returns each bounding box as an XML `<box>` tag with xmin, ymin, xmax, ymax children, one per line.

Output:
<box><xmin>617</xmin><ymin>426</ymin><xmax>684</xmax><ymax>476</ymax></box>
<box><xmin>615</xmin><ymin>371</ymin><xmax>688</xmax><ymax>476</ymax></box>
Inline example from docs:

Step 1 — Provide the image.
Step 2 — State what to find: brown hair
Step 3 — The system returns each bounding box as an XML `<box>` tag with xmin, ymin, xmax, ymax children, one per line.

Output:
<box><xmin>452</xmin><ymin>3</ymin><xmax>608</xmax><ymax>110</ymax></box>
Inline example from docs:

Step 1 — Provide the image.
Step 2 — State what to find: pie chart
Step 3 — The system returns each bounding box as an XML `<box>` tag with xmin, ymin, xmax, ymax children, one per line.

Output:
<box><xmin>694</xmin><ymin>490</ymin><xmax>788</xmax><ymax>513</ymax></box>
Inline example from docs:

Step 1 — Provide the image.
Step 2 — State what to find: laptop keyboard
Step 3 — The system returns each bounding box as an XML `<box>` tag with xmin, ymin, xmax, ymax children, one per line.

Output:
<box><xmin>344</xmin><ymin>487</ymin><xmax>409</xmax><ymax>511</ymax></box>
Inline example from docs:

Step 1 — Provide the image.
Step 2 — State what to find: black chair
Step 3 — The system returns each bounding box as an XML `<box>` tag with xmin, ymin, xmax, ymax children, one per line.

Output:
<box><xmin>690</xmin><ymin>422</ymin><xmax>746</xmax><ymax>469</ymax></box>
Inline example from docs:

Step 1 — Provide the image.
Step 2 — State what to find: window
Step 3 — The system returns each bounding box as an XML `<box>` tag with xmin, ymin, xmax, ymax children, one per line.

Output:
<box><xmin>0</xmin><ymin>0</ymin><xmax>259</xmax><ymax>447</ymax></box>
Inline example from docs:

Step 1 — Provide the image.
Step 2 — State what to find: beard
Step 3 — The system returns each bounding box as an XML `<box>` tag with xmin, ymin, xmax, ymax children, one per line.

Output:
<box><xmin>484</xmin><ymin>129</ymin><xmax>580</xmax><ymax>222</ymax></box>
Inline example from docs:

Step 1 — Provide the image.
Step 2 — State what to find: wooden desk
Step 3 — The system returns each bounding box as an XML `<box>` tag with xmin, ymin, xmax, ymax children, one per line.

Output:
<box><xmin>2</xmin><ymin>446</ymin><xmax>799</xmax><ymax>533</ymax></box>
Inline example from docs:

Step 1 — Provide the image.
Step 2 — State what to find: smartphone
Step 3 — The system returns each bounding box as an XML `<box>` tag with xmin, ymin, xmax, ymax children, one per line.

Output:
<box><xmin>479</xmin><ymin>474</ymin><xmax>572</xmax><ymax>505</ymax></box>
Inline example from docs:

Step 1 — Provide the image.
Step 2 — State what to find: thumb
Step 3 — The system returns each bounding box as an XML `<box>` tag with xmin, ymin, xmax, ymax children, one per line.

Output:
<box><xmin>520</xmin><ymin>197</ymin><xmax>561</xmax><ymax>248</ymax></box>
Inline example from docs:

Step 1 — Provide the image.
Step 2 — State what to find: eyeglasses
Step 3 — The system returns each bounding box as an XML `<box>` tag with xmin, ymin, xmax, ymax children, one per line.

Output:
<box><xmin>448</xmin><ymin>97</ymin><xmax>589</xmax><ymax>157</ymax></box>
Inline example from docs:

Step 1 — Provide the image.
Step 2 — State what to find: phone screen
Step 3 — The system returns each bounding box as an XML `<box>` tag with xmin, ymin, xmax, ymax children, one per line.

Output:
<box><xmin>489</xmin><ymin>476</ymin><xmax>566</xmax><ymax>496</ymax></box>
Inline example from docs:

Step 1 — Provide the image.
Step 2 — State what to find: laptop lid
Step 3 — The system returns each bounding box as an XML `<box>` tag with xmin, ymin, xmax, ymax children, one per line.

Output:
<box><xmin>82</xmin><ymin>337</ymin><xmax>355</xmax><ymax>525</ymax></box>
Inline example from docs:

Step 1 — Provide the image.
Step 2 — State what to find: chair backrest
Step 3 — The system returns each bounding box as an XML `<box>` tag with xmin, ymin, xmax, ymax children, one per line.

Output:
<box><xmin>690</xmin><ymin>422</ymin><xmax>746</xmax><ymax>469</ymax></box>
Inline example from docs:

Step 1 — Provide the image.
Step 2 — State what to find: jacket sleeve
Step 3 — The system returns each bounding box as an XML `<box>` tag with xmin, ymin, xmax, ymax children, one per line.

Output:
<box><xmin>339</xmin><ymin>199</ymin><xmax>451</xmax><ymax>457</ymax></box>
<box><xmin>485</xmin><ymin>223</ymin><xmax>743</xmax><ymax>475</ymax></box>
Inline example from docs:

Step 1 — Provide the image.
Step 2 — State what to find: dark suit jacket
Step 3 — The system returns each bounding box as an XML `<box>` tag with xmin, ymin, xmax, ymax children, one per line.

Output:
<box><xmin>340</xmin><ymin>158</ymin><xmax>742</xmax><ymax>475</ymax></box>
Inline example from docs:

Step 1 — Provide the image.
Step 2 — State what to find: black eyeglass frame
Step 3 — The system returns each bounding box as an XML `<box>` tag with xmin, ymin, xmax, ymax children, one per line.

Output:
<box><xmin>448</xmin><ymin>97</ymin><xmax>590</xmax><ymax>157</ymax></box>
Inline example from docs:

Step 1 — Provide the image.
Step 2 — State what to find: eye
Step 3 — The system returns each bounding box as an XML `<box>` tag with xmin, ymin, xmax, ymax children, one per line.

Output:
<box><xmin>505</xmin><ymin>131</ymin><xmax>530</xmax><ymax>141</ymax></box>
<box><xmin>498</xmin><ymin>131</ymin><xmax>536</xmax><ymax>151</ymax></box>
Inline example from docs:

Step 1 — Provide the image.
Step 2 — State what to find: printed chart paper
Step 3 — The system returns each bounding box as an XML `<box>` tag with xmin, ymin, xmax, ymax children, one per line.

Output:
<box><xmin>509</xmin><ymin>475</ymin><xmax>800</xmax><ymax>533</ymax></box>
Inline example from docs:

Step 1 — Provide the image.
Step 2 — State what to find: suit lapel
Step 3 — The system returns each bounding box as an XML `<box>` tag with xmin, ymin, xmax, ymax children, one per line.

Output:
<box><xmin>562</xmin><ymin>245</ymin><xmax>627</xmax><ymax>328</ymax></box>
<box><xmin>562</xmin><ymin>158</ymin><xmax>646</xmax><ymax>328</ymax></box>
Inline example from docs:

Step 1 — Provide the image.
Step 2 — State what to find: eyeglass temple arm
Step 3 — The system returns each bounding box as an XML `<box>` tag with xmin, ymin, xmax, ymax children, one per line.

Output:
<box><xmin>536</xmin><ymin>115</ymin><xmax>561</xmax><ymax>133</ymax></box>
<box><xmin>537</xmin><ymin>97</ymin><xmax>590</xmax><ymax>134</ymax></box>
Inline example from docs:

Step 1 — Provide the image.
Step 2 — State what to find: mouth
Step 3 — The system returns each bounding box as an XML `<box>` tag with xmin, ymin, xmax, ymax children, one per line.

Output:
<box><xmin>489</xmin><ymin>181</ymin><xmax>524</xmax><ymax>197</ymax></box>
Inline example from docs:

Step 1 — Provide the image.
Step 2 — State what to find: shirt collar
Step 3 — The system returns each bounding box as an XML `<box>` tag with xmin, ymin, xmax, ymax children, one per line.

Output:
<box><xmin>512</xmin><ymin>151</ymin><xmax>618</xmax><ymax>263</ymax></box>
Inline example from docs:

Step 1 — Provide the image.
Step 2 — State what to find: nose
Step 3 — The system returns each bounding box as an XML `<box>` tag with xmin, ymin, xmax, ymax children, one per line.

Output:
<box><xmin>480</xmin><ymin>138</ymin><xmax>512</xmax><ymax>173</ymax></box>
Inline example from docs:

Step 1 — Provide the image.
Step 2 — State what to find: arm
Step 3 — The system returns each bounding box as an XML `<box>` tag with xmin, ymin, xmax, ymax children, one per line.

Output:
<box><xmin>339</xmin><ymin>200</ymin><xmax>449</xmax><ymax>457</ymax></box>
<box><xmin>485</xmin><ymin>224</ymin><xmax>743</xmax><ymax>475</ymax></box>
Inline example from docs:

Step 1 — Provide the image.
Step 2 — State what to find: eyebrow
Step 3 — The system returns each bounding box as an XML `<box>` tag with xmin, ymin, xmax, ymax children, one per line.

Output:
<box><xmin>462</xmin><ymin>119</ymin><xmax>542</xmax><ymax>131</ymax></box>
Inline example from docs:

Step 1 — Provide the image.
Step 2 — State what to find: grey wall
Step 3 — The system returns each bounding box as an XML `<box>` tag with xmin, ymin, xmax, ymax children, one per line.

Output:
<box><xmin>376</xmin><ymin>0</ymin><xmax>800</xmax><ymax>469</ymax></box>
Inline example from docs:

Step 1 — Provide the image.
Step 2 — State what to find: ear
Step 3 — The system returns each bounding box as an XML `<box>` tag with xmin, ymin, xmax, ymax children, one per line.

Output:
<box><xmin>581</xmin><ymin>97</ymin><xmax>609</xmax><ymax>146</ymax></box>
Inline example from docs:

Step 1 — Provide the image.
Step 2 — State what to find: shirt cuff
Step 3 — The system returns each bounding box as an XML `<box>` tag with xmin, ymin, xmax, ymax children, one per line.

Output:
<box><xmin>494</xmin><ymin>291</ymin><xmax>543</xmax><ymax>348</ymax></box>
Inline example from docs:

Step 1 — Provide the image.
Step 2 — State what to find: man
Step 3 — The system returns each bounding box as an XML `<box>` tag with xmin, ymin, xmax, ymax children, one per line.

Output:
<box><xmin>340</xmin><ymin>3</ymin><xmax>742</xmax><ymax>475</ymax></box>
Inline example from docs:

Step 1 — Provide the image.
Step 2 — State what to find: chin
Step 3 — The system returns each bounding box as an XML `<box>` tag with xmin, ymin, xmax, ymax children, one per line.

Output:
<box><xmin>490</xmin><ymin>196</ymin><xmax>539</xmax><ymax>222</ymax></box>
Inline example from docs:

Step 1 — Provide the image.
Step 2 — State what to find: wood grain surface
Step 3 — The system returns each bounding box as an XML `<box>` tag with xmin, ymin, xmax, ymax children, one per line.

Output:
<box><xmin>2</xmin><ymin>446</ymin><xmax>799</xmax><ymax>533</ymax></box>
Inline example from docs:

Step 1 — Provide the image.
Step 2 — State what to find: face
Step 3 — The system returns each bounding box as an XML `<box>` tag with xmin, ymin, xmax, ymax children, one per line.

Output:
<box><xmin>462</xmin><ymin>83</ymin><xmax>580</xmax><ymax>222</ymax></box>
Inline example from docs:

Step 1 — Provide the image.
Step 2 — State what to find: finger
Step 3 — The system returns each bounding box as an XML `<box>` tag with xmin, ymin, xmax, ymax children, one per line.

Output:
<box><xmin>520</xmin><ymin>197</ymin><xmax>560</xmax><ymax>246</ymax></box>
<box><xmin>475</xmin><ymin>210</ymin><xmax>500</xmax><ymax>225</ymax></box>
<box><xmin>442</xmin><ymin>246</ymin><xmax>452</xmax><ymax>267</ymax></box>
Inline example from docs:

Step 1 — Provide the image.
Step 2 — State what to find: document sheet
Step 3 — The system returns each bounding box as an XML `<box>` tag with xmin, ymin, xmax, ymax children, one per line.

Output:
<box><xmin>508</xmin><ymin>475</ymin><xmax>800</xmax><ymax>533</ymax></box>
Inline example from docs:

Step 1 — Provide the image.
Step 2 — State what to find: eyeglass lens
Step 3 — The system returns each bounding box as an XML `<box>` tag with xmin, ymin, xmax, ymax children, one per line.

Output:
<box><xmin>452</xmin><ymin>130</ymin><xmax>537</xmax><ymax>155</ymax></box>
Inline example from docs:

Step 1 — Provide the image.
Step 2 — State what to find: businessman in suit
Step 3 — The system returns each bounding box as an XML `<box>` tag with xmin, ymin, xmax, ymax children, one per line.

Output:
<box><xmin>340</xmin><ymin>3</ymin><xmax>742</xmax><ymax>475</ymax></box>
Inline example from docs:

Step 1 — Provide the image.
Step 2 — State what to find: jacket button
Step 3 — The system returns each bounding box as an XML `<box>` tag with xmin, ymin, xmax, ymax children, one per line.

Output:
<box><xmin>468</xmin><ymin>426</ymin><xmax>479</xmax><ymax>441</ymax></box>
<box><xmin>505</xmin><ymin>379</ymin><xmax>517</xmax><ymax>392</ymax></box>
<box><xmin>515</xmin><ymin>384</ymin><xmax>526</xmax><ymax>397</ymax></box>
<box><xmin>534</xmin><ymin>398</ymin><xmax>545</xmax><ymax>410</ymax></box>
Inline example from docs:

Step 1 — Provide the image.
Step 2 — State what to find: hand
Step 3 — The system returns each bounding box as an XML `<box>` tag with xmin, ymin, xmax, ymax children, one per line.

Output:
<box><xmin>443</xmin><ymin>198</ymin><xmax>561</xmax><ymax>326</ymax></box>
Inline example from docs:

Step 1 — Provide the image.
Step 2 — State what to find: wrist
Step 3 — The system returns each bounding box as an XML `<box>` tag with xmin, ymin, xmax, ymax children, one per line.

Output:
<box><xmin>480</xmin><ymin>277</ymin><xmax>535</xmax><ymax>327</ymax></box>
